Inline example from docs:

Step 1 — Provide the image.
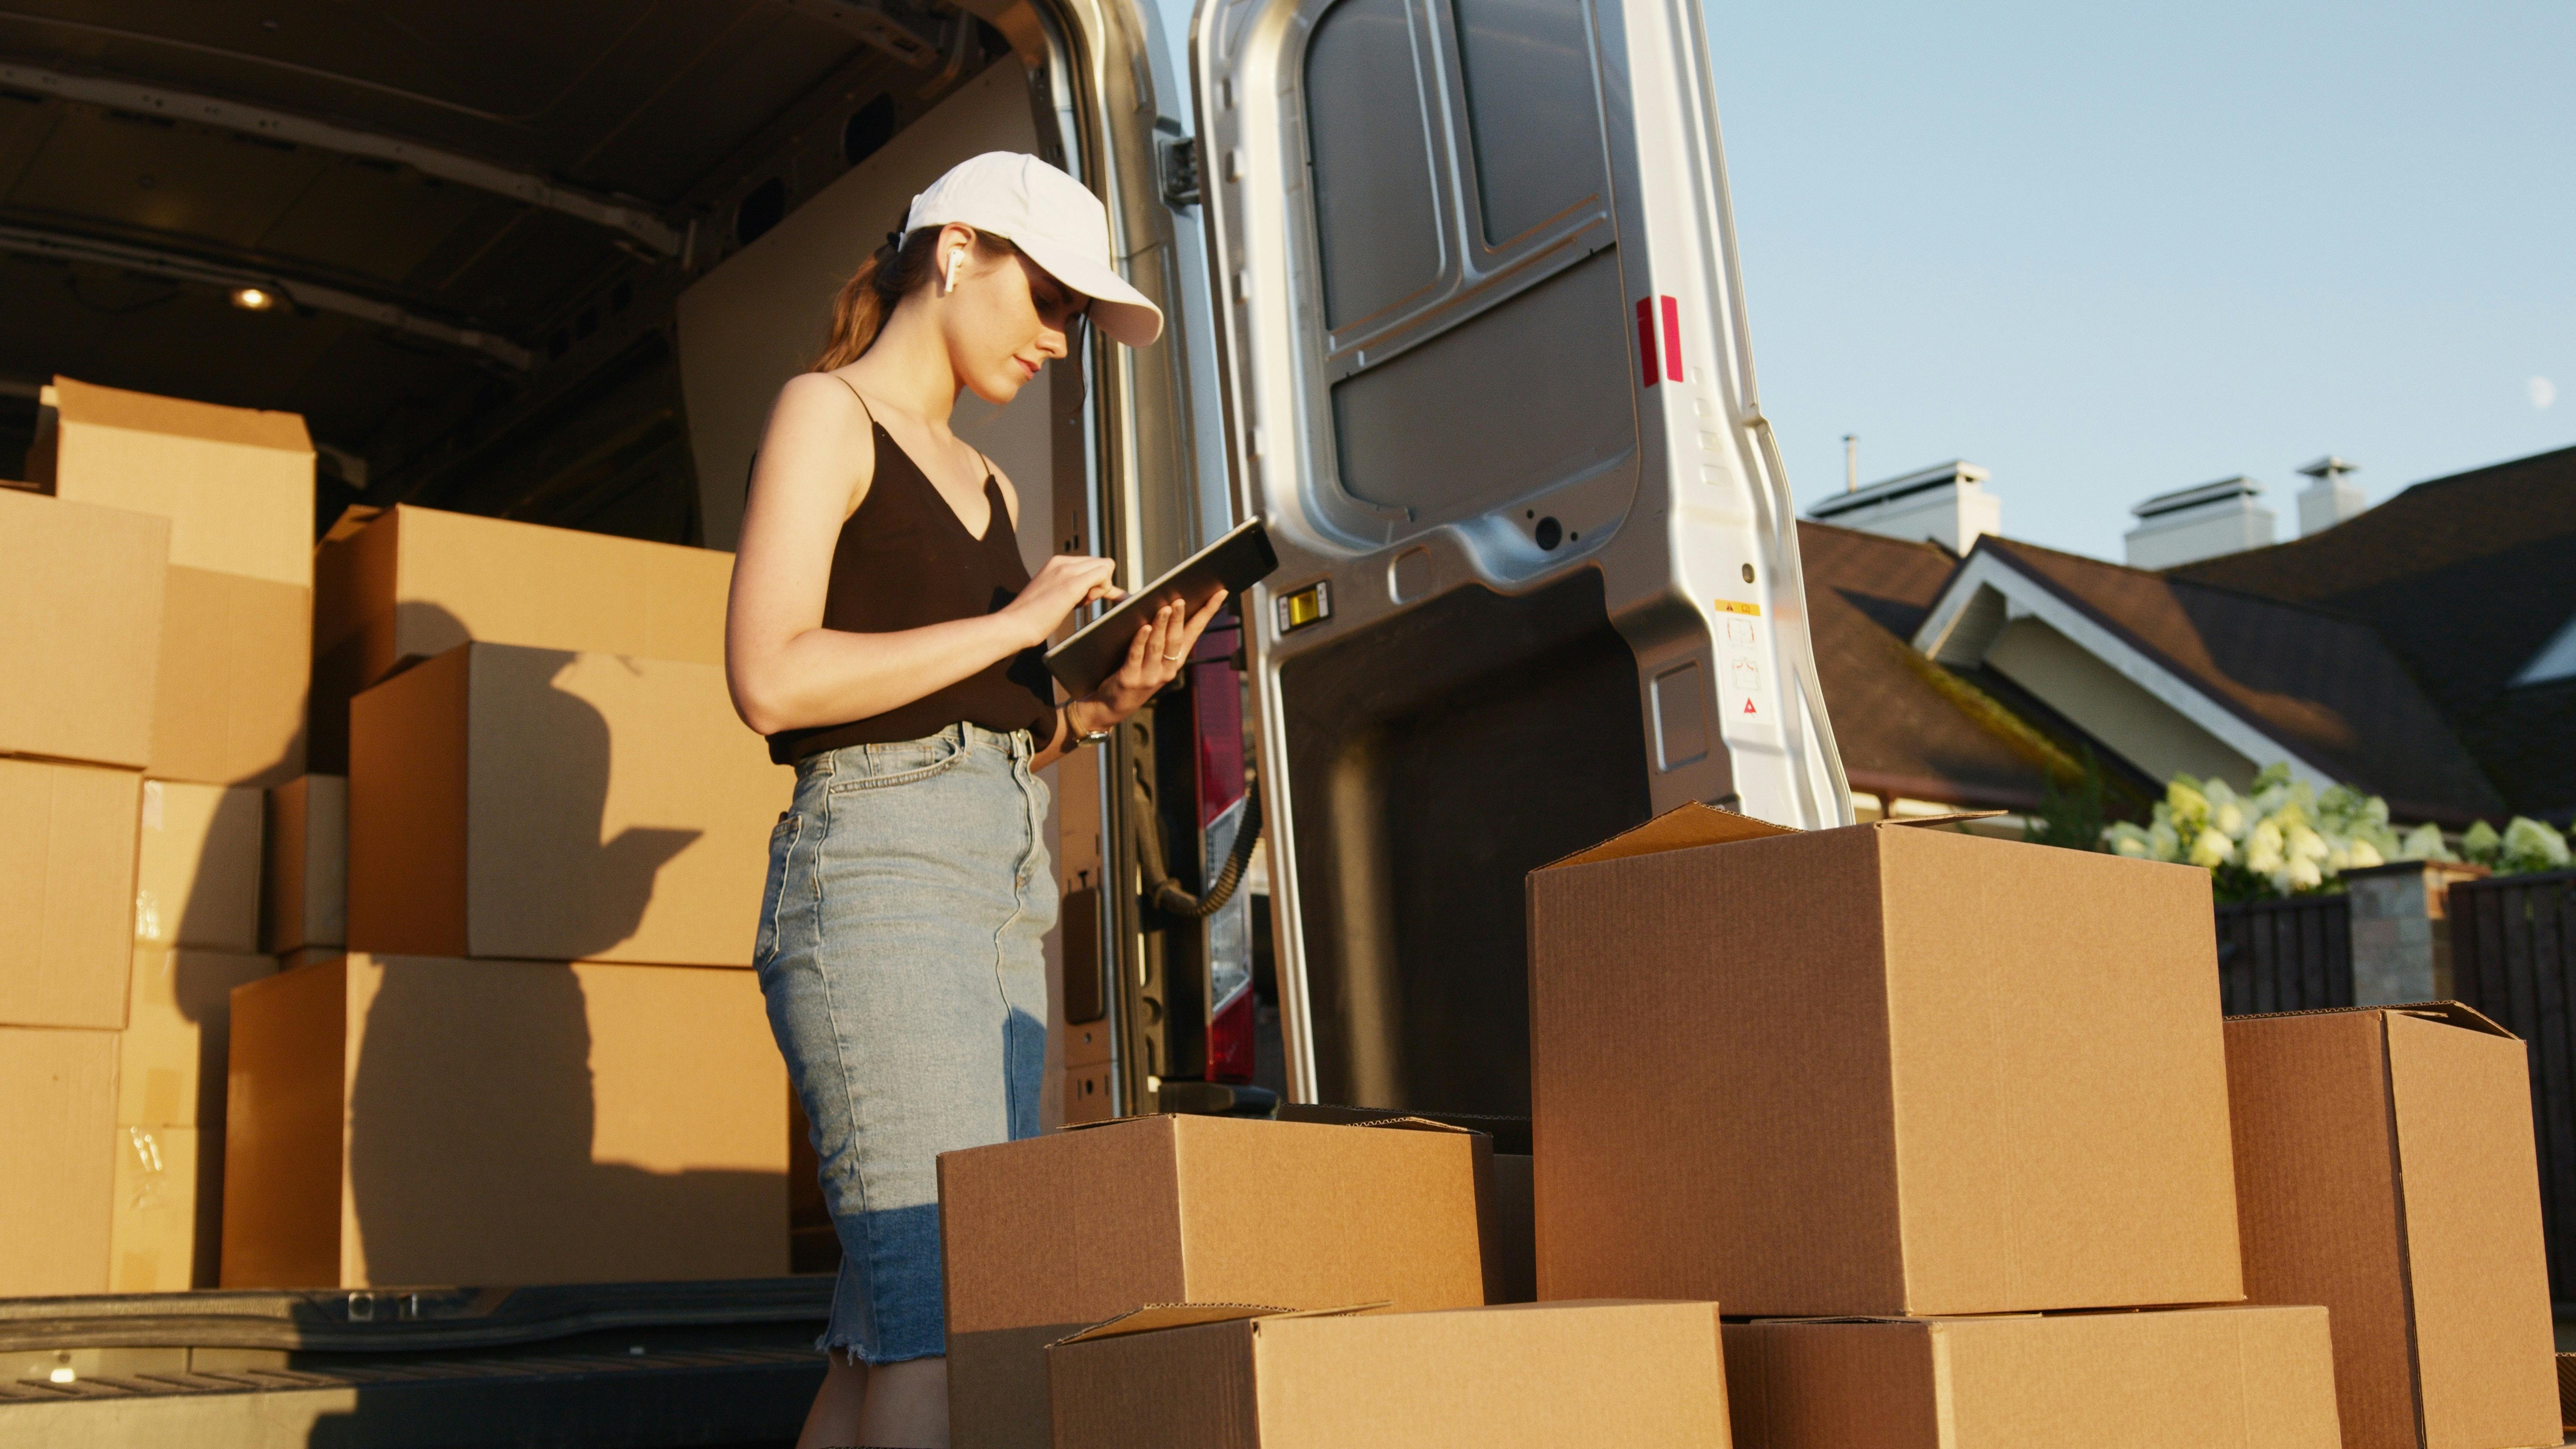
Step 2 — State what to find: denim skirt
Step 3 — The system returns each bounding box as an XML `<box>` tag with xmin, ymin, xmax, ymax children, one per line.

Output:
<box><xmin>754</xmin><ymin>722</ymin><xmax>1053</xmax><ymax>1362</ymax></box>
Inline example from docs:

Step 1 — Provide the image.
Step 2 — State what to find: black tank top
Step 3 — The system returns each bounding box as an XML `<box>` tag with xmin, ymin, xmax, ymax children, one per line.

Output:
<box><xmin>767</xmin><ymin>392</ymin><xmax>1057</xmax><ymax>765</ymax></box>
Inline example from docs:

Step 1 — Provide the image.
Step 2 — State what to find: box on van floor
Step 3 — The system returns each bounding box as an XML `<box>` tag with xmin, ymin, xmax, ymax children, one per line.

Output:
<box><xmin>2225</xmin><ymin>1003</ymin><xmax>2560</xmax><ymax>1449</ymax></box>
<box><xmin>939</xmin><ymin>1113</ymin><xmax>1490</xmax><ymax>1449</ymax></box>
<box><xmin>109</xmin><ymin>1123</ymin><xmax>214</xmax><ymax>1293</ymax></box>
<box><xmin>151</xmin><ymin>563</ymin><xmax>308</xmax><ymax>789</ymax></box>
<box><xmin>135</xmin><ymin>779</ymin><xmax>264</xmax><ymax>955</ymax></box>
<box><xmin>221</xmin><ymin>953</ymin><xmax>786</xmax><ymax>1289</ymax></box>
<box><xmin>30</xmin><ymin>377</ymin><xmax>314</xmax><ymax>589</ymax></box>
<box><xmin>0</xmin><ymin>488</ymin><xmax>166</xmax><ymax>769</ymax></box>
<box><xmin>1048</xmin><ymin>1300</ymin><xmax>1731</xmax><ymax>1449</ymax></box>
<box><xmin>347</xmin><ymin>641</ymin><xmax>787</xmax><ymax>966</ymax></box>
<box><xmin>262</xmin><ymin>774</ymin><xmax>347</xmax><ymax>955</ymax></box>
<box><xmin>0</xmin><ymin>1026</ymin><xmax>117</xmax><ymax>1297</ymax></box>
<box><xmin>119</xmin><ymin>946</ymin><xmax>271</xmax><ymax>1130</ymax></box>
<box><xmin>1</xmin><ymin>757</ymin><xmax>141</xmax><ymax>1030</ymax></box>
<box><xmin>1528</xmin><ymin>803</ymin><xmax>2242</xmax><ymax>1318</ymax></box>
<box><xmin>1723</xmin><ymin>1306</ymin><xmax>2339</xmax><ymax>1449</ymax></box>
<box><xmin>309</xmin><ymin>504</ymin><xmax>731</xmax><ymax>771</ymax></box>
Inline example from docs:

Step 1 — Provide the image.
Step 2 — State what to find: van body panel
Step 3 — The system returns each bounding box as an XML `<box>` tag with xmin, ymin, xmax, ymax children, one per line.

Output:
<box><xmin>1191</xmin><ymin>0</ymin><xmax>1850</xmax><ymax>1106</ymax></box>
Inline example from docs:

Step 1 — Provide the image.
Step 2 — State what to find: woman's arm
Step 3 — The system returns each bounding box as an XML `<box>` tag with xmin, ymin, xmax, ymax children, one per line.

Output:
<box><xmin>724</xmin><ymin>375</ymin><xmax>1117</xmax><ymax>735</ymax></box>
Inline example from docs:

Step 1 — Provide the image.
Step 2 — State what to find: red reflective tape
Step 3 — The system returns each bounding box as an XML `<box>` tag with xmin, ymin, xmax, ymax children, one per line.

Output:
<box><xmin>1634</xmin><ymin>297</ymin><xmax>1658</xmax><ymax>388</ymax></box>
<box><xmin>1661</xmin><ymin>295</ymin><xmax>1683</xmax><ymax>382</ymax></box>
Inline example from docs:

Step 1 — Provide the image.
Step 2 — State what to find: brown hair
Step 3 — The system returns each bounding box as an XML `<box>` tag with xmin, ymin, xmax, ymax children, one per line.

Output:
<box><xmin>812</xmin><ymin>225</ymin><xmax>1018</xmax><ymax>371</ymax></box>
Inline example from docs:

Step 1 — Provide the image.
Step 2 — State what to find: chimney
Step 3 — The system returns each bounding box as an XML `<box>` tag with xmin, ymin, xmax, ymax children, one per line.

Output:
<box><xmin>1807</xmin><ymin>460</ymin><xmax>2000</xmax><ymax>556</ymax></box>
<box><xmin>2124</xmin><ymin>476</ymin><xmax>2275</xmax><ymax>569</ymax></box>
<box><xmin>2295</xmin><ymin>455</ymin><xmax>2365</xmax><ymax>536</ymax></box>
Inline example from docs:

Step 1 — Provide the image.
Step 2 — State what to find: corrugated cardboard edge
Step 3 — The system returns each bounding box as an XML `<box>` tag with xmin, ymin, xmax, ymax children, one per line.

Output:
<box><xmin>2230</xmin><ymin>1000</ymin><xmax>2516</xmax><ymax>1040</ymax></box>
<box><xmin>1056</xmin><ymin>1111</ymin><xmax>1485</xmax><ymax>1139</ymax></box>
<box><xmin>1536</xmin><ymin>801</ymin><xmax>2007</xmax><ymax>871</ymax></box>
<box><xmin>1051</xmin><ymin>1301</ymin><xmax>1389</xmax><ymax>1348</ymax></box>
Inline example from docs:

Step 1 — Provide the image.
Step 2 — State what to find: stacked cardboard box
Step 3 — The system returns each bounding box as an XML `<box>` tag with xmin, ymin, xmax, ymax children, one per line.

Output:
<box><xmin>3</xmin><ymin>378</ymin><xmax>294</xmax><ymax>1298</ymax></box>
<box><xmin>1527</xmin><ymin>806</ymin><xmax>2306</xmax><ymax>1446</ymax></box>
<box><xmin>222</xmin><ymin>500</ymin><xmax>789</xmax><ymax>1289</ymax></box>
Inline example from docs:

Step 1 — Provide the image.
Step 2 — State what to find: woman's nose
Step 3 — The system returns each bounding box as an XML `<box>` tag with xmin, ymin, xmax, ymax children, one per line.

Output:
<box><xmin>1039</xmin><ymin>328</ymin><xmax>1069</xmax><ymax>360</ymax></box>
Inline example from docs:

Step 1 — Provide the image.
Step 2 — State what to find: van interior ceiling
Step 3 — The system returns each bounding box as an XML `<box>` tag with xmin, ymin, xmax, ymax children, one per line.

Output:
<box><xmin>0</xmin><ymin>2</ymin><xmax>1027</xmax><ymax>541</ymax></box>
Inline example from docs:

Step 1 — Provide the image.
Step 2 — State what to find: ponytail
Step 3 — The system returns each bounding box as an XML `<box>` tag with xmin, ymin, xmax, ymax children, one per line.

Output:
<box><xmin>813</xmin><ymin>224</ymin><xmax>1020</xmax><ymax>371</ymax></box>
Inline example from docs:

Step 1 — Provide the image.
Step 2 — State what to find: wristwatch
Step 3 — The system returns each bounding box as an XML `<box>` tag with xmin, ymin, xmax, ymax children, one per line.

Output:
<box><xmin>1068</xmin><ymin>704</ymin><xmax>1112</xmax><ymax>750</ymax></box>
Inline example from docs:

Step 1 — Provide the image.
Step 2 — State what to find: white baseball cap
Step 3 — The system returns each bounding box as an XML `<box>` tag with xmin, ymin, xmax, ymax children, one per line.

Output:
<box><xmin>904</xmin><ymin>152</ymin><xmax>1163</xmax><ymax>348</ymax></box>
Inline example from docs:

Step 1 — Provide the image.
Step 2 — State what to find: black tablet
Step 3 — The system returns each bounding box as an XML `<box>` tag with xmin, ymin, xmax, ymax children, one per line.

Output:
<box><xmin>1044</xmin><ymin>518</ymin><xmax>1278</xmax><ymax>696</ymax></box>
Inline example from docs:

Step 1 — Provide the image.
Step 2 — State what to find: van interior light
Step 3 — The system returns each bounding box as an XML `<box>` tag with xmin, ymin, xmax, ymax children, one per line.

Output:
<box><xmin>231</xmin><ymin>286</ymin><xmax>274</xmax><ymax>311</ymax></box>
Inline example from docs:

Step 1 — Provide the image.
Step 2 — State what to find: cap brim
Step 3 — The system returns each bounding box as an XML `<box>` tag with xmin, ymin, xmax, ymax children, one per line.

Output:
<box><xmin>1012</xmin><ymin>233</ymin><xmax>1163</xmax><ymax>348</ymax></box>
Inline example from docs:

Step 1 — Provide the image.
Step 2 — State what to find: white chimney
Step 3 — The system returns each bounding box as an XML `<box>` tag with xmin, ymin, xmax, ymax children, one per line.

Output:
<box><xmin>2124</xmin><ymin>476</ymin><xmax>2275</xmax><ymax>569</ymax></box>
<box><xmin>1807</xmin><ymin>460</ymin><xmax>2000</xmax><ymax>556</ymax></box>
<box><xmin>2295</xmin><ymin>455</ymin><xmax>2365</xmax><ymax>536</ymax></box>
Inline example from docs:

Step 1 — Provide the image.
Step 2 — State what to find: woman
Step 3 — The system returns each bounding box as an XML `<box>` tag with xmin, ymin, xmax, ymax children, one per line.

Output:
<box><xmin>724</xmin><ymin>152</ymin><xmax>1224</xmax><ymax>1449</ymax></box>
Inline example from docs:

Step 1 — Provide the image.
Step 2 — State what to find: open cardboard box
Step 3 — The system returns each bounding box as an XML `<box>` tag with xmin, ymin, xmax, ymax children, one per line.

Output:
<box><xmin>2226</xmin><ymin>1002</ymin><xmax>2560</xmax><ymax>1449</ymax></box>
<box><xmin>1529</xmin><ymin>802</ymin><xmax>2243</xmax><ymax>1318</ymax></box>
<box><xmin>1048</xmin><ymin>1299</ymin><xmax>1732</xmax><ymax>1448</ymax></box>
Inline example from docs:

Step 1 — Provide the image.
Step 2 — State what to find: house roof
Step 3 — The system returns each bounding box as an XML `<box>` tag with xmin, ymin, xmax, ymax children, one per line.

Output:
<box><xmin>1797</xmin><ymin>521</ymin><xmax>2069</xmax><ymax>811</ymax></box>
<box><xmin>2171</xmin><ymin>444</ymin><xmax>2576</xmax><ymax>816</ymax></box>
<box><xmin>1953</xmin><ymin>536</ymin><xmax>2504</xmax><ymax>824</ymax></box>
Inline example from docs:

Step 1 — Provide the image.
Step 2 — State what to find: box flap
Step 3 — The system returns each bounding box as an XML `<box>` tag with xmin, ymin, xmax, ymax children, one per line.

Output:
<box><xmin>2228</xmin><ymin>1000</ymin><xmax>2516</xmax><ymax>1039</ymax></box>
<box><xmin>1878</xmin><ymin>810</ymin><xmax>2006</xmax><ymax>830</ymax></box>
<box><xmin>1539</xmin><ymin>801</ymin><xmax>1799</xmax><ymax>870</ymax></box>
<box><xmin>1353</xmin><ymin>1115</ymin><xmax>1483</xmax><ymax>1138</ymax></box>
<box><xmin>1050</xmin><ymin>1301</ymin><xmax>1386</xmax><ymax>1347</ymax></box>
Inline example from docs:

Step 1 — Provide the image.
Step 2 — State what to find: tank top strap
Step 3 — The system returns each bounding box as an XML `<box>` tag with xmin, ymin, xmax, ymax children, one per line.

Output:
<box><xmin>828</xmin><ymin>373</ymin><xmax>880</xmax><ymax>431</ymax></box>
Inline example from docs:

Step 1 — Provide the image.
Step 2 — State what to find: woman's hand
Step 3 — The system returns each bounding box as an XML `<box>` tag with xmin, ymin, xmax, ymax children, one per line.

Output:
<box><xmin>1001</xmin><ymin>554</ymin><xmax>1124</xmax><ymax>650</ymax></box>
<box><xmin>1072</xmin><ymin>589</ymin><xmax>1231</xmax><ymax>732</ymax></box>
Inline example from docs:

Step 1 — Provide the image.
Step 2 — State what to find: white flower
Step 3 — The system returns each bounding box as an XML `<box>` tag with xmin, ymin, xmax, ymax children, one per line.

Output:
<box><xmin>2286</xmin><ymin>856</ymin><xmax>2324</xmax><ymax>890</ymax></box>
<box><xmin>2286</xmin><ymin>824</ymin><xmax>2330</xmax><ymax>864</ymax></box>
<box><xmin>2212</xmin><ymin>799</ymin><xmax>2247</xmax><ymax>840</ymax></box>
<box><xmin>2244</xmin><ymin>819</ymin><xmax>2286</xmax><ymax>875</ymax></box>
<box><xmin>2395</xmin><ymin>822</ymin><xmax>2452</xmax><ymax>861</ymax></box>
<box><xmin>2502</xmin><ymin>817</ymin><xmax>2572</xmax><ymax>873</ymax></box>
<box><xmin>2105</xmin><ymin>822</ymin><xmax>2155</xmax><ymax>858</ymax></box>
<box><xmin>2345</xmin><ymin>839</ymin><xmax>2384</xmax><ymax>870</ymax></box>
<box><xmin>2148</xmin><ymin>821</ymin><xmax>2181</xmax><ymax>860</ymax></box>
<box><xmin>2189</xmin><ymin>828</ymin><xmax>2236</xmax><ymax>868</ymax></box>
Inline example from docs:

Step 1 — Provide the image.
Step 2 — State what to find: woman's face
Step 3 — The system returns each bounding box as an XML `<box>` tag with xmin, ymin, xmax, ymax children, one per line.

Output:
<box><xmin>940</xmin><ymin>226</ymin><xmax>1088</xmax><ymax>405</ymax></box>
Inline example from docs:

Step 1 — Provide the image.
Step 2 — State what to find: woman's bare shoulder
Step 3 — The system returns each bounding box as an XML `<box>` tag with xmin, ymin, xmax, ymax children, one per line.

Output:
<box><xmin>753</xmin><ymin>371</ymin><xmax>880</xmax><ymax>519</ymax></box>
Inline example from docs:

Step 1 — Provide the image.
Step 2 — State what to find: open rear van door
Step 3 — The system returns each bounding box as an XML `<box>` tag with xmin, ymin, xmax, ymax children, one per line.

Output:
<box><xmin>1190</xmin><ymin>0</ymin><xmax>1850</xmax><ymax>1111</ymax></box>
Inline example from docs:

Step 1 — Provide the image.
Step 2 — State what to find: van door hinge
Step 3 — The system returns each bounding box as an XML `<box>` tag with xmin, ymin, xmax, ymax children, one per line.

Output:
<box><xmin>1157</xmin><ymin>132</ymin><xmax>1202</xmax><ymax>209</ymax></box>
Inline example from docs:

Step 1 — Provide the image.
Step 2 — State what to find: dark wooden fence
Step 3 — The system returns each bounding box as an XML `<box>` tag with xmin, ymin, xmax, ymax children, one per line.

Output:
<box><xmin>2447</xmin><ymin>869</ymin><xmax>2576</xmax><ymax>1301</ymax></box>
<box><xmin>2214</xmin><ymin>895</ymin><xmax>2353</xmax><ymax>1015</ymax></box>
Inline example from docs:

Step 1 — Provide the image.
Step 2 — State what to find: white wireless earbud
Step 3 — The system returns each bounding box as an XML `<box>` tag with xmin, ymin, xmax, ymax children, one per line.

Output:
<box><xmin>944</xmin><ymin>250</ymin><xmax>964</xmax><ymax>294</ymax></box>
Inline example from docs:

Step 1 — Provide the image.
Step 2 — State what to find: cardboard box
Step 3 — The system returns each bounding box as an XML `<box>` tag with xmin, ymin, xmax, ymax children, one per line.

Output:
<box><xmin>0</xmin><ymin>757</ymin><xmax>142</xmax><ymax>1028</ymax></box>
<box><xmin>2226</xmin><ymin>1003</ymin><xmax>2559</xmax><ymax>1449</ymax></box>
<box><xmin>151</xmin><ymin>564</ymin><xmax>309</xmax><ymax>788</ymax></box>
<box><xmin>119</xmin><ymin>945</ymin><xmax>272</xmax><ymax>1128</ymax></box>
<box><xmin>0</xmin><ymin>488</ymin><xmax>167</xmax><ymax>768</ymax></box>
<box><xmin>262</xmin><ymin>775</ymin><xmax>347</xmax><ymax>954</ymax></box>
<box><xmin>109</xmin><ymin>1124</ymin><xmax>214</xmax><ymax>1293</ymax></box>
<box><xmin>1529</xmin><ymin>803</ymin><xmax>2242</xmax><ymax>1317</ymax></box>
<box><xmin>1275</xmin><ymin>1102</ymin><xmax>1536</xmax><ymax>1304</ymax></box>
<box><xmin>940</xmin><ymin>1113</ymin><xmax>1490</xmax><ymax>1449</ymax></box>
<box><xmin>347</xmin><ymin>642</ymin><xmax>787</xmax><ymax>966</ymax></box>
<box><xmin>309</xmin><ymin>504</ymin><xmax>732</xmax><ymax>770</ymax></box>
<box><xmin>30</xmin><ymin>377</ymin><xmax>313</xmax><ymax>587</ymax></box>
<box><xmin>1722</xmin><ymin>1306</ymin><xmax>2339</xmax><ymax>1449</ymax></box>
<box><xmin>1048</xmin><ymin>1300</ymin><xmax>1732</xmax><ymax>1449</ymax></box>
<box><xmin>221</xmin><ymin>953</ymin><xmax>787</xmax><ymax>1288</ymax></box>
<box><xmin>135</xmin><ymin>779</ymin><xmax>265</xmax><ymax>954</ymax></box>
<box><xmin>0</xmin><ymin>1026</ymin><xmax>117</xmax><ymax>1296</ymax></box>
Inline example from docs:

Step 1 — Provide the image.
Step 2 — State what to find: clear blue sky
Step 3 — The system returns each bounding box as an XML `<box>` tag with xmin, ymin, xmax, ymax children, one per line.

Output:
<box><xmin>1703</xmin><ymin>0</ymin><xmax>2576</xmax><ymax>560</ymax></box>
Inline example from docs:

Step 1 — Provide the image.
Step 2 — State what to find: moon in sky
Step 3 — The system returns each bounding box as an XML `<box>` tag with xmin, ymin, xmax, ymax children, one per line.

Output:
<box><xmin>2533</xmin><ymin>377</ymin><xmax>2558</xmax><ymax>410</ymax></box>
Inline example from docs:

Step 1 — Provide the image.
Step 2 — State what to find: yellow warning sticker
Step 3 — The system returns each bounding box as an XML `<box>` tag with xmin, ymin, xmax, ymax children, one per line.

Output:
<box><xmin>1712</xmin><ymin>599</ymin><xmax>1763</xmax><ymax>617</ymax></box>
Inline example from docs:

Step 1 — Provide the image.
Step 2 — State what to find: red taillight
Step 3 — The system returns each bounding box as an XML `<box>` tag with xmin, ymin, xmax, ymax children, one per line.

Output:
<box><xmin>1205</xmin><ymin>979</ymin><xmax>1257</xmax><ymax>1084</ymax></box>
